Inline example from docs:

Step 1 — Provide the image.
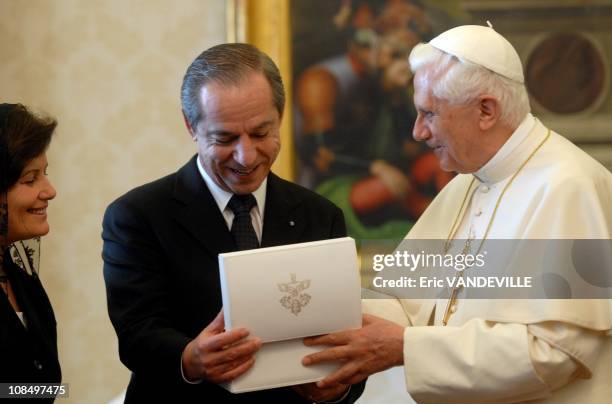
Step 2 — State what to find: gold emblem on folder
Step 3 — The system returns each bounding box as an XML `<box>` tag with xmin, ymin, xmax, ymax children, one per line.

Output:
<box><xmin>278</xmin><ymin>273</ymin><xmax>311</xmax><ymax>315</ymax></box>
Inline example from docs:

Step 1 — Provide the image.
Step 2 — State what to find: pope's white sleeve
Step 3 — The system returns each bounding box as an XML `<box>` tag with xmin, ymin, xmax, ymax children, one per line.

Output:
<box><xmin>527</xmin><ymin>321</ymin><xmax>603</xmax><ymax>390</ymax></box>
<box><xmin>402</xmin><ymin>319</ymin><xmax>601</xmax><ymax>403</ymax></box>
<box><xmin>362</xmin><ymin>298</ymin><xmax>411</xmax><ymax>326</ymax></box>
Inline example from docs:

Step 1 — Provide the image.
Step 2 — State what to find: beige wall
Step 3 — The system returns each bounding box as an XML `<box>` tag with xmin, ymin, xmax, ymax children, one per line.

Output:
<box><xmin>0</xmin><ymin>0</ymin><xmax>226</xmax><ymax>402</ymax></box>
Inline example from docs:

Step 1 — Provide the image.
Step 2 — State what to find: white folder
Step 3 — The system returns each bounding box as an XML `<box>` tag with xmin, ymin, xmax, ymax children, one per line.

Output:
<box><xmin>218</xmin><ymin>236</ymin><xmax>362</xmax><ymax>393</ymax></box>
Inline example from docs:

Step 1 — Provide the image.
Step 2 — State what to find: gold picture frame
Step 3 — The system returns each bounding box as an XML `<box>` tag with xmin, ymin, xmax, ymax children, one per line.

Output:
<box><xmin>226</xmin><ymin>0</ymin><xmax>295</xmax><ymax>181</ymax></box>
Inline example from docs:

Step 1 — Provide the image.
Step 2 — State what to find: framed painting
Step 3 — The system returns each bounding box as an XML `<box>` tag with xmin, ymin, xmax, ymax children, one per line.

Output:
<box><xmin>290</xmin><ymin>0</ymin><xmax>462</xmax><ymax>239</ymax></box>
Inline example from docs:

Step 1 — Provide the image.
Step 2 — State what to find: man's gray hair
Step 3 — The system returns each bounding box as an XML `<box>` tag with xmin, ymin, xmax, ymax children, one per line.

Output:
<box><xmin>181</xmin><ymin>43</ymin><xmax>285</xmax><ymax>129</ymax></box>
<box><xmin>408</xmin><ymin>43</ymin><xmax>530</xmax><ymax>128</ymax></box>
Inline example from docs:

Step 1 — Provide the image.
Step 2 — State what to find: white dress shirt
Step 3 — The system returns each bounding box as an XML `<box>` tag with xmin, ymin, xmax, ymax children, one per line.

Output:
<box><xmin>197</xmin><ymin>156</ymin><xmax>266</xmax><ymax>242</ymax></box>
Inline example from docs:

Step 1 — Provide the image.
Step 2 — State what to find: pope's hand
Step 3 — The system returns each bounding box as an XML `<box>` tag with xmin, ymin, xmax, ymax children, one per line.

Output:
<box><xmin>302</xmin><ymin>314</ymin><xmax>404</xmax><ymax>387</ymax></box>
<box><xmin>181</xmin><ymin>309</ymin><xmax>261</xmax><ymax>383</ymax></box>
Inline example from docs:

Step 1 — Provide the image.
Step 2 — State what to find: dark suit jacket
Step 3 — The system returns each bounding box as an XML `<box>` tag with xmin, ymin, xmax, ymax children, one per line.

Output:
<box><xmin>0</xmin><ymin>253</ymin><xmax>61</xmax><ymax>403</ymax></box>
<box><xmin>103</xmin><ymin>156</ymin><xmax>363</xmax><ymax>403</ymax></box>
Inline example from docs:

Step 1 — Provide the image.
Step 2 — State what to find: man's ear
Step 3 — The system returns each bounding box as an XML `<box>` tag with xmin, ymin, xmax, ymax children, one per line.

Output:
<box><xmin>182</xmin><ymin>110</ymin><xmax>197</xmax><ymax>139</ymax></box>
<box><xmin>478</xmin><ymin>95</ymin><xmax>500</xmax><ymax>131</ymax></box>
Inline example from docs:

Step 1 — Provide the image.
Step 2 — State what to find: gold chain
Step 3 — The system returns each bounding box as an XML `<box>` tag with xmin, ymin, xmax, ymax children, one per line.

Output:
<box><xmin>442</xmin><ymin>129</ymin><xmax>551</xmax><ymax>325</ymax></box>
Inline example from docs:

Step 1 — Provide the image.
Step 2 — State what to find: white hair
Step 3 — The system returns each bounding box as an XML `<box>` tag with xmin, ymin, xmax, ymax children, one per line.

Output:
<box><xmin>408</xmin><ymin>43</ymin><xmax>530</xmax><ymax>128</ymax></box>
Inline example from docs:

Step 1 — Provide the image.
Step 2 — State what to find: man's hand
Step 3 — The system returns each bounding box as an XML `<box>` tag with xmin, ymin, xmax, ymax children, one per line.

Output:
<box><xmin>181</xmin><ymin>309</ymin><xmax>261</xmax><ymax>383</ymax></box>
<box><xmin>381</xmin><ymin>59</ymin><xmax>413</xmax><ymax>92</ymax></box>
<box><xmin>302</xmin><ymin>314</ymin><xmax>404</xmax><ymax>388</ymax></box>
<box><xmin>293</xmin><ymin>382</ymin><xmax>349</xmax><ymax>402</ymax></box>
<box><xmin>370</xmin><ymin>160</ymin><xmax>411</xmax><ymax>198</ymax></box>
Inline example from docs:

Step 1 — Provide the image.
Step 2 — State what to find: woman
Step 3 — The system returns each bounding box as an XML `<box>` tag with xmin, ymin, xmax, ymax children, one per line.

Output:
<box><xmin>0</xmin><ymin>103</ymin><xmax>60</xmax><ymax>395</ymax></box>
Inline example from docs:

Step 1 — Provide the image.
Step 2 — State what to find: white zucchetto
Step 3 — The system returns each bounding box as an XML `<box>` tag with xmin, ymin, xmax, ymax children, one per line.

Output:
<box><xmin>429</xmin><ymin>23</ymin><xmax>524</xmax><ymax>83</ymax></box>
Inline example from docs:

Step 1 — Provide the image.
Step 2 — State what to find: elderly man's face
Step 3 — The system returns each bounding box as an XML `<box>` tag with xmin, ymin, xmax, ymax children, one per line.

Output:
<box><xmin>412</xmin><ymin>68</ymin><xmax>483</xmax><ymax>173</ymax></box>
<box><xmin>193</xmin><ymin>72</ymin><xmax>281</xmax><ymax>195</ymax></box>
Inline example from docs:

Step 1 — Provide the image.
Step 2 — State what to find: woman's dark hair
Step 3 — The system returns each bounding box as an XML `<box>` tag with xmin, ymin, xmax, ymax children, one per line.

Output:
<box><xmin>1</xmin><ymin>104</ymin><xmax>56</xmax><ymax>193</ymax></box>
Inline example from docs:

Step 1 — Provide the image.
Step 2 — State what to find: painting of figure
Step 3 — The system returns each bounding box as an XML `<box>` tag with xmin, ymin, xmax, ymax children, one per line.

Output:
<box><xmin>292</xmin><ymin>0</ymin><xmax>458</xmax><ymax>239</ymax></box>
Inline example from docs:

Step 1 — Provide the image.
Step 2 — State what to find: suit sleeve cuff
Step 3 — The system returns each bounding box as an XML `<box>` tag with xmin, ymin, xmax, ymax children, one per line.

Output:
<box><xmin>180</xmin><ymin>348</ymin><xmax>203</xmax><ymax>384</ymax></box>
<box><xmin>317</xmin><ymin>385</ymin><xmax>351</xmax><ymax>403</ymax></box>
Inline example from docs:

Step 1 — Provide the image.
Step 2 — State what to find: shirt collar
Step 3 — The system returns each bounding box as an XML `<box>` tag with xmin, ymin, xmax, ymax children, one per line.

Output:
<box><xmin>196</xmin><ymin>156</ymin><xmax>267</xmax><ymax>216</ymax></box>
<box><xmin>474</xmin><ymin>113</ymin><xmax>537</xmax><ymax>184</ymax></box>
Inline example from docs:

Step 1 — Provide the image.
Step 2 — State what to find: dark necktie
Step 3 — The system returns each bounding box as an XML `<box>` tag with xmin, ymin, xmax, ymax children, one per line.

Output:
<box><xmin>228</xmin><ymin>194</ymin><xmax>259</xmax><ymax>250</ymax></box>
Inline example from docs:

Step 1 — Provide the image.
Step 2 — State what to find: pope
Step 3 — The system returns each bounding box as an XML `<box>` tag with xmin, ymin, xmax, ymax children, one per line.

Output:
<box><xmin>302</xmin><ymin>24</ymin><xmax>612</xmax><ymax>403</ymax></box>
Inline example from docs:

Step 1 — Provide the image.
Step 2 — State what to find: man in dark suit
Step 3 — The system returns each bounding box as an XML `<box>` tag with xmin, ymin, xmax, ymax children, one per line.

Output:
<box><xmin>103</xmin><ymin>43</ymin><xmax>363</xmax><ymax>403</ymax></box>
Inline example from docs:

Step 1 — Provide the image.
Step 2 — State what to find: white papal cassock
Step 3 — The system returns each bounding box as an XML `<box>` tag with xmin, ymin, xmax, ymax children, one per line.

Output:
<box><xmin>364</xmin><ymin>113</ymin><xmax>612</xmax><ymax>403</ymax></box>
